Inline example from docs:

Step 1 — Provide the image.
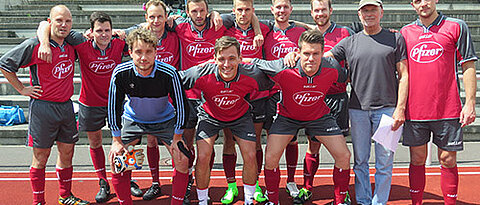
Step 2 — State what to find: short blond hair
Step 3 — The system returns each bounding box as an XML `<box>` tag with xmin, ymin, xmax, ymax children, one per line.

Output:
<box><xmin>145</xmin><ymin>0</ymin><xmax>168</xmax><ymax>14</ymax></box>
<box><xmin>126</xmin><ymin>28</ymin><xmax>158</xmax><ymax>49</ymax></box>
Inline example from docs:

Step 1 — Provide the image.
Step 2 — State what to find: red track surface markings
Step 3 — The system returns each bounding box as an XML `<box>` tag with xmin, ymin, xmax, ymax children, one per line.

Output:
<box><xmin>0</xmin><ymin>166</ymin><xmax>479</xmax><ymax>204</ymax></box>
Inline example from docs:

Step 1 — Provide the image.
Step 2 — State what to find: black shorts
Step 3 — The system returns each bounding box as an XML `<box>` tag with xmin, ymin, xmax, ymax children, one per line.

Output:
<box><xmin>263</xmin><ymin>92</ymin><xmax>281</xmax><ymax>130</ymax></box>
<box><xmin>185</xmin><ymin>99</ymin><xmax>202</xmax><ymax>129</ymax></box>
<box><xmin>27</xmin><ymin>99</ymin><xmax>78</xmax><ymax>148</ymax></box>
<box><xmin>269</xmin><ymin>114</ymin><xmax>342</xmax><ymax>142</ymax></box>
<box><xmin>249</xmin><ymin>98</ymin><xmax>267</xmax><ymax>123</ymax></box>
<box><xmin>77</xmin><ymin>103</ymin><xmax>107</xmax><ymax>132</ymax></box>
<box><xmin>121</xmin><ymin>117</ymin><xmax>177</xmax><ymax>146</ymax></box>
<box><xmin>402</xmin><ymin>119</ymin><xmax>463</xmax><ymax>151</ymax></box>
<box><xmin>196</xmin><ymin>108</ymin><xmax>256</xmax><ymax>142</ymax></box>
<box><xmin>325</xmin><ymin>92</ymin><xmax>349</xmax><ymax>136</ymax></box>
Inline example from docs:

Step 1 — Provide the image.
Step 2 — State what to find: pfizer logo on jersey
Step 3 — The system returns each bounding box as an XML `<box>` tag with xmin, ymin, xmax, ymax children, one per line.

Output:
<box><xmin>271</xmin><ymin>42</ymin><xmax>298</xmax><ymax>59</ymax></box>
<box><xmin>213</xmin><ymin>94</ymin><xmax>241</xmax><ymax>110</ymax></box>
<box><xmin>52</xmin><ymin>59</ymin><xmax>74</xmax><ymax>79</ymax></box>
<box><xmin>293</xmin><ymin>91</ymin><xmax>324</xmax><ymax>106</ymax></box>
<box><xmin>156</xmin><ymin>52</ymin><xmax>175</xmax><ymax>64</ymax></box>
<box><xmin>410</xmin><ymin>41</ymin><xmax>444</xmax><ymax>63</ymax></box>
<box><xmin>240</xmin><ymin>41</ymin><xmax>260</xmax><ymax>56</ymax></box>
<box><xmin>186</xmin><ymin>42</ymin><xmax>214</xmax><ymax>57</ymax></box>
<box><xmin>89</xmin><ymin>59</ymin><xmax>116</xmax><ymax>74</ymax></box>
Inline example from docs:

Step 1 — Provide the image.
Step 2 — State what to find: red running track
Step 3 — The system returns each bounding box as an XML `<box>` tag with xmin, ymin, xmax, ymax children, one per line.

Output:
<box><xmin>0</xmin><ymin>166</ymin><xmax>479</xmax><ymax>204</ymax></box>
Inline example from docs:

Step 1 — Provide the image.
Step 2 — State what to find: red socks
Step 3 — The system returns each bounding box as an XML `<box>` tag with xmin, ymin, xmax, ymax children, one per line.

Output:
<box><xmin>147</xmin><ymin>146</ymin><xmax>160</xmax><ymax>183</ymax></box>
<box><xmin>256</xmin><ymin>149</ymin><xmax>263</xmax><ymax>175</ymax></box>
<box><xmin>89</xmin><ymin>147</ymin><xmax>107</xmax><ymax>181</ymax></box>
<box><xmin>112</xmin><ymin>171</ymin><xmax>133</xmax><ymax>205</ymax></box>
<box><xmin>264</xmin><ymin>168</ymin><xmax>280</xmax><ymax>204</ymax></box>
<box><xmin>56</xmin><ymin>166</ymin><xmax>73</xmax><ymax>198</ymax></box>
<box><xmin>333</xmin><ymin>167</ymin><xmax>350</xmax><ymax>204</ymax></box>
<box><xmin>30</xmin><ymin>167</ymin><xmax>45</xmax><ymax>205</ymax></box>
<box><xmin>441</xmin><ymin>165</ymin><xmax>458</xmax><ymax>205</ymax></box>
<box><xmin>171</xmin><ymin>169</ymin><xmax>189</xmax><ymax>205</ymax></box>
<box><xmin>222</xmin><ymin>154</ymin><xmax>237</xmax><ymax>182</ymax></box>
<box><xmin>303</xmin><ymin>152</ymin><xmax>319</xmax><ymax>190</ymax></box>
<box><xmin>409</xmin><ymin>164</ymin><xmax>425</xmax><ymax>205</ymax></box>
<box><xmin>285</xmin><ymin>143</ymin><xmax>298</xmax><ymax>183</ymax></box>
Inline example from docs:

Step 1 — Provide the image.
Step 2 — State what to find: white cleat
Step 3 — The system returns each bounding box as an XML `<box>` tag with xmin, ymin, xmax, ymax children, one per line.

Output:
<box><xmin>286</xmin><ymin>182</ymin><xmax>300</xmax><ymax>198</ymax></box>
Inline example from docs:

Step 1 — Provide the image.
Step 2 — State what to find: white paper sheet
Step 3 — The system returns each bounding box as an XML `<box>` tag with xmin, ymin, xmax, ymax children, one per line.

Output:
<box><xmin>372</xmin><ymin>114</ymin><xmax>403</xmax><ymax>153</ymax></box>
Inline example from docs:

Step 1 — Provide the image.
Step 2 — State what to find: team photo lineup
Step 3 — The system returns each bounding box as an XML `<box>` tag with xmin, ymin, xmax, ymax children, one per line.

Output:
<box><xmin>0</xmin><ymin>0</ymin><xmax>477</xmax><ymax>204</ymax></box>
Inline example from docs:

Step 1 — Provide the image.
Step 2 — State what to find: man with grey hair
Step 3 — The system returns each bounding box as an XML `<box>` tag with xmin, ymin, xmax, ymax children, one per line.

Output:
<box><xmin>0</xmin><ymin>5</ymin><xmax>90</xmax><ymax>205</ymax></box>
<box><xmin>325</xmin><ymin>0</ymin><xmax>409</xmax><ymax>204</ymax></box>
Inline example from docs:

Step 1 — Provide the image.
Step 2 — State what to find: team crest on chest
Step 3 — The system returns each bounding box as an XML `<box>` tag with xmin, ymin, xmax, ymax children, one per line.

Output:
<box><xmin>293</xmin><ymin>91</ymin><xmax>324</xmax><ymax>106</ymax></box>
<box><xmin>52</xmin><ymin>59</ymin><xmax>74</xmax><ymax>79</ymax></box>
<box><xmin>212</xmin><ymin>94</ymin><xmax>241</xmax><ymax>109</ymax></box>
<box><xmin>410</xmin><ymin>41</ymin><xmax>444</xmax><ymax>63</ymax></box>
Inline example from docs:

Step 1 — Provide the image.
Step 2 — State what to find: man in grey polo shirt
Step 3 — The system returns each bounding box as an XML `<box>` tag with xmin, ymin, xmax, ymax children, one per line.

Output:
<box><xmin>325</xmin><ymin>0</ymin><xmax>409</xmax><ymax>204</ymax></box>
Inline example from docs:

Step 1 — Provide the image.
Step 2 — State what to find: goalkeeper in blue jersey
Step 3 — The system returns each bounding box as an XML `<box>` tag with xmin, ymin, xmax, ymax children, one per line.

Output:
<box><xmin>107</xmin><ymin>28</ymin><xmax>190</xmax><ymax>205</ymax></box>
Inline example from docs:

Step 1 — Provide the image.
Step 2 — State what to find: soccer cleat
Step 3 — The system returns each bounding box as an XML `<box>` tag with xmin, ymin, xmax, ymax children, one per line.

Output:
<box><xmin>293</xmin><ymin>188</ymin><xmax>312</xmax><ymax>204</ymax></box>
<box><xmin>198</xmin><ymin>197</ymin><xmax>211</xmax><ymax>205</ymax></box>
<box><xmin>130</xmin><ymin>180</ymin><xmax>143</xmax><ymax>197</ymax></box>
<box><xmin>265</xmin><ymin>202</ymin><xmax>279</xmax><ymax>205</ymax></box>
<box><xmin>221</xmin><ymin>182</ymin><xmax>238</xmax><ymax>204</ymax></box>
<box><xmin>253</xmin><ymin>181</ymin><xmax>267</xmax><ymax>202</ymax></box>
<box><xmin>95</xmin><ymin>179</ymin><xmax>110</xmax><ymax>203</ymax></box>
<box><xmin>286</xmin><ymin>182</ymin><xmax>300</xmax><ymax>198</ymax></box>
<box><xmin>142</xmin><ymin>183</ymin><xmax>161</xmax><ymax>200</ymax></box>
<box><xmin>58</xmin><ymin>193</ymin><xmax>90</xmax><ymax>205</ymax></box>
<box><xmin>329</xmin><ymin>191</ymin><xmax>352</xmax><ymax>205</ymax></box>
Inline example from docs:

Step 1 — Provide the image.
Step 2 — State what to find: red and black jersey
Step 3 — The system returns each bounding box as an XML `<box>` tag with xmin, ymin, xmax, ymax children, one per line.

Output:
<box><xmin>263</xmin><ymin>22</ymin><xmax>306</xmax><ymax>60</ymax></box>
<box><xmin>66</xmin><ymin>31</ymin><xmax>127</xmax><ymax>107</ymax></box>
<box><xmin>173</xmin><ymin>17</ymin><xmax>227</xmax><ymax>99</ymax></box>
<box><xmin>251</xmin><ymin>57</ymin><xmax>347</xmax><ymax>121</ymax></box>
<box><xmin>323</xmin><ymin>22</ymin><xmax>354</xmax><ymax>95</ymax></box>
<box><xmin>0</xmin><ymin>38</ymin><xmax>76</xmax><ymax>103</ymax></box>
<box><xmin>401</xmin><ymin>13</ymin><xmax>478</xmax><ymax>121</ymax></box>
<box><xmin>180</xmin><ymin>63</ymin><xmax>273</xmax><ymax>121</ymax></box>
<box><xmin>223</xmin><ymin>14</ymin><xmax>271</xmax><ymax>58</ymax></box>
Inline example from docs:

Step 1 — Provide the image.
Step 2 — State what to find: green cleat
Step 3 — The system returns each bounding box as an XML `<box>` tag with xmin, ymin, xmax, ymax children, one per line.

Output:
<box><xmin>293</xmin><ymin>188</ymin><xmax>312</xmax><ymax>204</ymax></box>
<box><xmin>253</xmin><ymin>181</ymin><xmax>267</xmax><ymax>203</ymax></box>
<box><xmin>221</xmin><ymin>182</ymin><xmax>238</xmax><ymax>204</ymax></box>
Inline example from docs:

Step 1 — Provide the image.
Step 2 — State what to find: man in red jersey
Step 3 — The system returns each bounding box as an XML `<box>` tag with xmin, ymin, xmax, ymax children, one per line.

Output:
<box><xmin>401</xmin><ymin>0</ymin><xmax>477</xmax><ymax>204</ymax></box>
<box><xmin>294</xmin><ymin>1</ymin><xmax>355</xmax><ymax>204</ymax></box>
<box><xmin>37</xmin><ymin>11</ymin><xmax>128</xmax><ymax>203</ymax></box>
<box><xmin>263</xmin><ymin>0</ymin><xmax>308</xmax><ymax>198</ymax></box>
<box><xmin>220</xmin><ymin>0</ymin><xmax>271</xmax><ymax>203</ymax></box>
<box><xmin>250</xmin><ymin>30</ymin><xmax>351</xmax><ymax>205</ymax></box>
<box><xmin>180</xmin><ymin>36</ymin><xmax>273</xmax><ymax>205</ymax></box>
<box><xmin>0</xmin><ymin>5</ymin><xmax>90</xmax><ymax>205</ymax></box>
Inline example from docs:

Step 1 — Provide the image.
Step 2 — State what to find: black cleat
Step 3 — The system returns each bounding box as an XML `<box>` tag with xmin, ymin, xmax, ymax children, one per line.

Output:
<box><xmin>130</xmin><ymin>180</ymin><xmax>143</xmax><ymax>197</ymax></box>
<box><xmin>143</xmin><ymin>183</ymin><xmax>162</xmax><ymax>200</ymax></box>
<box><xmin>95</xmin><ymin>179</ymin><xmax>110</xmax><ymax>203</ymax></box>
<box><xmin>183</xmin><ymin>175</ymin><xmax>194</xmax><ymax>204</ymax></box>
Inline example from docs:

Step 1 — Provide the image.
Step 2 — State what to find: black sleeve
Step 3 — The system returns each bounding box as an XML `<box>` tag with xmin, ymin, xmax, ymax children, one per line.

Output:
<box><xmin>65</xmin><ymin>30</ymin><xmax>87</xmax><ymax>46</ymax></box>
<box><xmin>167</xmin><ymin>69</ymin><xmax>190</xmax><ymax>133</ymax></box>
<box><xmin>107</xmin><ymin>69</ymin><xmax>127</xmax><ymax>137</ymax></box>
<box><xmin>221</xmin><ymin>13</ymin><xmax>235</xmax><ymax>29</ymax></box>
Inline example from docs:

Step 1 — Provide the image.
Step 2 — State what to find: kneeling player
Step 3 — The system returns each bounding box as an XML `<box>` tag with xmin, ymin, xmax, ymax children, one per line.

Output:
<box><xmin>180</xmin><ymin>36</ymin><xmax>273</xmax><ymax>205</ymax></box>
<box><xmin>107</xmin><ymin>28</ymin><xmax>190</xmax><ymax>205</ymax></box>
<box><xmin>249</xmin><ymin>30</ymin><xmax>351</xmax><ymax>205</ymax></box>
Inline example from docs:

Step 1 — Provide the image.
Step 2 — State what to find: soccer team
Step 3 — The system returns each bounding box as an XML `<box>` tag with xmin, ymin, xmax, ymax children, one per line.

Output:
<box><xmin>0</xmin><ymin>0</ymin><xmax>476</xmax><ymax>204</ymax></box>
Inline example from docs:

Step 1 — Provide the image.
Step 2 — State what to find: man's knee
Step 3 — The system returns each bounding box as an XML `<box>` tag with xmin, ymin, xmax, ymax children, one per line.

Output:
<box><xmin>87</xmin><ymin>131</ymin><xmax>103</xmax><ymax>149</ymax></box>
<box><xmin>146</xmin><ymin>135</ymin><xmax>158</xmax><ymax>147</ymax></box>
<box><xmin>439</xmin><ymin>151</ymin><xmax>457</xmax><ymax>168</ymax></box>
<box><xmin>32</xmin><ymin>149</ymin><xmax>51</xmax><ymax>168</ymax></box>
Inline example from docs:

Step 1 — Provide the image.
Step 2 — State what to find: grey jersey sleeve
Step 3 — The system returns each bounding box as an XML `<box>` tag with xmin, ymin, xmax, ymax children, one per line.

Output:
<box><xmin>239</xmin><ymin>63</ymin><xmax>274</xmax><ymax>91</ymax></box>
<box><xmin>0</xmin><ymin>38</ymin><xmax>37</xmax><ymax>72</ymax></box>
<box><xmin>250</xmin><ymin>58</ymin><xmax>286</xmax><ymax>77</ymax></box>
<box><xmin>65</xmin><ymin>30</ymin><xmax>87</xmax><ymax>46</ymax></box>
<box><xmin>125</xmin><ymin>23</ymin><xmax>142</xmax><ymax>36</ymax></box>
<box><xmin>221</xmin><ymin>13</ymin><xmax>235</xmax><ymax>29</ymax></box>
<box><xmin>453</xmin><ymin>18</ymin><xmax>478</xmax><ymax>64</ymax></box>
<box><xmin>395</xmin><ymin>32</ymin><xmax>408</xmax><ymax>63</ymax></box>
<box><xmin>179</xmin><ymin>63</ymin><xmax>217</xmax><ymax>90</ymax></box>
<box><xmin>323</xmin><ymin>57</ymin><xmax>347</xmax><ymax>83</ymax></box>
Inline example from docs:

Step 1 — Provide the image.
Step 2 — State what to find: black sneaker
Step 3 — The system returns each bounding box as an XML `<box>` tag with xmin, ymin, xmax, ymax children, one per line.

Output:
<box><xmin>59</xmin><ymin>193</ymin><xmax>90</xmax><ymax>205</ymax></box>
<box><xmin>143</xmin><ymin>183</ymin><xmax>162</xmax><ymax>200</ymax></box>
<box><xmin>183</xmin><ymin>175</ymin><xmax>194</xmax><ymax>204</ymax></box>
<box><xmin>130</xmin><ymin>180</ymin><xmax>143</xmax><ymax>197</ymax></box>
<box><xmin>95</xmin><ymin>179</ymin><xmax>110</xmax><ymax>203</ymax></box>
